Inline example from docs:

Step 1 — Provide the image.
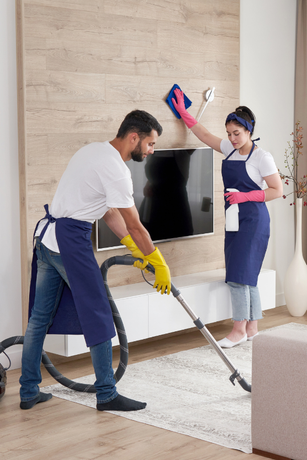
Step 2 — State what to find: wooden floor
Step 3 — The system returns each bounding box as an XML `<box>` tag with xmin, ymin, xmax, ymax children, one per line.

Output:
<box><xmin>1</xmin><ymin>305</ymin><xmax>306</xmax><ymax>460</ymax></box>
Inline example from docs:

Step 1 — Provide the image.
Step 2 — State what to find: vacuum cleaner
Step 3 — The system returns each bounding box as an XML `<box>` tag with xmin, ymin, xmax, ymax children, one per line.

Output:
<box><xmin>0</xmin><ymin>255</ymin><xmax>251</xmax><ymax>399</ymax></box>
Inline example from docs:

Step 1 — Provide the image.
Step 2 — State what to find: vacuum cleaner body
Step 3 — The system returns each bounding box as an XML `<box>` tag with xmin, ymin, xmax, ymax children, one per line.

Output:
<box><xmin>0</xmin><ymin>364</ymin><xmax>7</xmax><ymax>399</ymax></box>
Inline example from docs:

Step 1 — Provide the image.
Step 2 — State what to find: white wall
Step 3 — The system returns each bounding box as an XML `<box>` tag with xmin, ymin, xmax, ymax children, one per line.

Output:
<box><xmin>0</xmin><ymin>0</ymin><xmax>23</xmax><ymax>370</ymax></box>
<box><xmin>240</xmin><ymin>0</ymin><xmax>297</xmax><ymax>306</ymax></box>
<box><xmin>0</xmin><ymin>0</ymin><xmax>297</xmax><ymax>370</ymax></box>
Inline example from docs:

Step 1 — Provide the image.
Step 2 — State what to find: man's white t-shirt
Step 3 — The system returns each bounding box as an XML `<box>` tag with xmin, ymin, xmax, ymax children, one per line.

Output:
<box><xmin>220</xmin><ymin>139</ymin><xmax>278</xmax><ymax>189</ymax></box>
<box><xmin>36</xmin><ymin>141</ymin><xmax>134</xmax><ymax>252</ymax></box>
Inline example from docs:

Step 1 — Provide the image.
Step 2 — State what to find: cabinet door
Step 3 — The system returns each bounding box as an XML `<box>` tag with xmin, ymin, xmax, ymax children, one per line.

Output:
<box><xmin>148</xmin><ymin>290</ymin><xmax>194</xmax><ymax>337</ymax></box>
<box><xmin>258</xmin><ymin>270</ymin><xmax>276</xmax><ymax>310</ymax></box>
<box><xmin>44</xmin><ymin>334</ymin><xmax>88</xmax><ymax>357</ymax></box>
<box><xmin>112</xmin><ymin>294</ymin><xmax>149</xmax><ymax>346</ymax></box>
<box><xmin>189</xmin><ymin>282</ymin><xmax>232</xmax><ymax>324</ymax></box>
<box><xmin>148</xmin><ymin>282</ymin><xmax>233</xmax><ymax>338</ymax></box>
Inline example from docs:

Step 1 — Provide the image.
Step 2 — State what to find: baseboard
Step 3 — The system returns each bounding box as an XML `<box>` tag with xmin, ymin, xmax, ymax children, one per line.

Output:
<box><xmin>252</xmin><ymin>448</ymin><xmax>290</xmax><ymax>460</ymax></box>
<box><xmin>276</xmin><ymin>292</ymin><xmax>285</xmax><ymax>307</ymax></box>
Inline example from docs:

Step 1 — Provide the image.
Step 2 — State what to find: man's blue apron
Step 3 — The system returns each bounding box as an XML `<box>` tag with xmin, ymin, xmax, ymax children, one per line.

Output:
<box><xmin>28</xmin><ymin>205</ymin><xmax>116</xmax><ymax>347</ymax></box>
<box><xmin>222</xmin><ymin>143</ymin><xmax>270</xmax><ymax>287</ymax></box>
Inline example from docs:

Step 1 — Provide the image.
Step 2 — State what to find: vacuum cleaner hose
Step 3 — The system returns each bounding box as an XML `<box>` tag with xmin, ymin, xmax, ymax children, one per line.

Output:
<box><xmin>0</xmin><ymin>255</ymin><xmax>251</xmax><ymax>395</ymax></box>
<box><xmin>0</xmin><ymin>255</ymin><xmax>136</xmax><ymax>394</ymax></box>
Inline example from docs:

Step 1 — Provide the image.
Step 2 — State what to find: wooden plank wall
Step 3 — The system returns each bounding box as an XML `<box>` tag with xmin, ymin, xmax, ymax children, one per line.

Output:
<box><xmin>16</xmin><ymin>0</ymin><xmax>240</xmax><ymax>328</ymax></box>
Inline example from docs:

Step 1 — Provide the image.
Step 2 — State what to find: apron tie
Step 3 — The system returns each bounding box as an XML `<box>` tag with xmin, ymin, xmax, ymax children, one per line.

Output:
<box><xmin>44</xmin><ymin>204</ymin><xmax>56</xmax><ymax>223</ymax></box>
<box><xmin>39</xmin><ymin>204</ymin><xmax>57</xmax><ymax>240</ymax></box>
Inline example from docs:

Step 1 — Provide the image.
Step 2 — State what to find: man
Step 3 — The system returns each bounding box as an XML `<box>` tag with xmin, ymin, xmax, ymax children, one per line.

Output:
<box><xmin>20</xmin><ymin>110</ymin><xmax>171</xmax><ymax>412</ymax></box>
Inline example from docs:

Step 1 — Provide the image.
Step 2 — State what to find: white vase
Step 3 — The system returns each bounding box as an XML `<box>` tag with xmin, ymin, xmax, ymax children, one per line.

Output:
<box><xmin>284</xmin><ymin>197</ymin><xmax>307</xmax><ymax>316</ymax></box>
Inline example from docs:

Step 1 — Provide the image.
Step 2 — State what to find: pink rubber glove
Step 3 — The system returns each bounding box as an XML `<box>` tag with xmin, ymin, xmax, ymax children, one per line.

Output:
<box><xmin>224</xmin><ymin>190</ymin><xmax>265</xmax><ymax>205</ymax></box>
<box><xmin>171</xmin><ymin>88</ymin><xmax>198</xmax><ymax>129</ymax></box>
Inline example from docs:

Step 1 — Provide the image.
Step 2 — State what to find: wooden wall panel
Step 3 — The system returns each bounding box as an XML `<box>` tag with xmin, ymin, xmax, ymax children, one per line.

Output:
<box><xmin>17</xmin><ymin>0</ymin><xmax>240</xmax><ymax>327</ymax></box>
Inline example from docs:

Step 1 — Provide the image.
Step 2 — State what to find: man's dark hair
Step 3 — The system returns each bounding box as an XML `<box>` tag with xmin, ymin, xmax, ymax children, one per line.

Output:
<box><xmin>116</xmin><ymin>110</ymin><xmax>163</xmax><ymax>139</ymax></box>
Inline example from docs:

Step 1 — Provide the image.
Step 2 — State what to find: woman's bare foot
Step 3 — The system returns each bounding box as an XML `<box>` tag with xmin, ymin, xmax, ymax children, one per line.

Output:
<box><xmin>225</xmin><ymin>320</ymin><xmax>247</xmax><ymax>342</ymax></box>
<box><xmin>246</xmin><ymin>320</ymin><xmax>258</xmax><ymax>339</ymax></box>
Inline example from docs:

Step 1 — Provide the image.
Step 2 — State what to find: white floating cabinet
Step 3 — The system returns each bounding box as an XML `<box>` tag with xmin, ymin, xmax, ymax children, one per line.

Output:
<box><xmin>44</xmin><ymin>268</ymin><xmax>276</xmax><ymax>357</ymax></box>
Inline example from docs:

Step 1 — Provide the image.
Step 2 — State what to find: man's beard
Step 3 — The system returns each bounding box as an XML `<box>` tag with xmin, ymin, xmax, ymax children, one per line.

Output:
<box><xmin>131</xmin><ymin>139</ymin><xmax>145</xmax><ymax>162</ymax></box>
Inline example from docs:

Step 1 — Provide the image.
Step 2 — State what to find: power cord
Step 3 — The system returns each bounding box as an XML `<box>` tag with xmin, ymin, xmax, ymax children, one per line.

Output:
<box><xmin>1</xmin><ymin>351</ymin><xmax>11</xmax><ymax>371</ymax></box>
<box><xmin>121</xmin><ymin>253</ymin><xmax>154</xmax><ymax>287</ymax></box>
<box><xmin>141</xmin><ymin>269</ymin><xmax>154</xmax><ymax>287</ymax></box>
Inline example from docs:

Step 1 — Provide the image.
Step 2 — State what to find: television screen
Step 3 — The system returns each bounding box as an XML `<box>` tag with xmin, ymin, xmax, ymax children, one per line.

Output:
<box><xmin>96</xmin><ymin>147</ymin><xmax>214</xmax><ymax>251</ymax></box>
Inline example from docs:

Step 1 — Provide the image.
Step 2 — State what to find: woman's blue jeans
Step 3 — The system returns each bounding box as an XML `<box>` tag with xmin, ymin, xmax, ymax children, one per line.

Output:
<box><xmin>227</xmin><ymin>281</ymin><xmax>263</xmax><ymax>322</ymax></box>
<box><xmin>19</xmin><ymin>239</ymin><xmax>118</xmax><ymax>404</ymax></box>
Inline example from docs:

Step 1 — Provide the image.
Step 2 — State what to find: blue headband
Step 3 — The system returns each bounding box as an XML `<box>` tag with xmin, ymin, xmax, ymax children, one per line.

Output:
<box><xmin>226</xmin><ymin>113</ymin><xmax>253</xmax><ymax>133</ymax></box>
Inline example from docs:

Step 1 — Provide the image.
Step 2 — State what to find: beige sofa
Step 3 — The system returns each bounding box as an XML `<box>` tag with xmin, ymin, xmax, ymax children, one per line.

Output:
<box><xmin>251</xmin><ymin>327</ymin><xmax>307</xmax><ymax>460</ymax></box>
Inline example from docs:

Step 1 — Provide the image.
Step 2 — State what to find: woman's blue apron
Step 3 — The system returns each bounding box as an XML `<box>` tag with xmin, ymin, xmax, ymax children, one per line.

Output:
<box><xmin>28</xmin><ymin>205</ymin><xmax>115</xmax><ymax>347</ymax></box>
<box><xmin>222</xmin><ymin>143</ymin><xmax>270</xmax><ymax>287</ymax></box>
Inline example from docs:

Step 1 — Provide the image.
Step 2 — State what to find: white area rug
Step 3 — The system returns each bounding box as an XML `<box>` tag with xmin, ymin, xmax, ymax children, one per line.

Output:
<box><xmin>42</xmin><ymin>323</ymin><xmax>306</xmax><ymax>454</ymax></box>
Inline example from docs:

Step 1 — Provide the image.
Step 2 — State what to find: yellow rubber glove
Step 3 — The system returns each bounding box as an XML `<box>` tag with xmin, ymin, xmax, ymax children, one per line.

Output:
<box><xmin>120</xmin><ymin>235</ymin><xmax>148</xmax><ymax>270</ymax></box>
<box><xmin>143</xmin><ymin>248</ymin><xmax>171</xmax><ymax>295</ymax></box>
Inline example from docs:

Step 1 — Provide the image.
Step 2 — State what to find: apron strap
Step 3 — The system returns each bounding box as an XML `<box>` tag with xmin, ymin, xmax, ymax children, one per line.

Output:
<box><xmin>225</xmin><ymin>148</ymin><xmax>236</xmax><ymax>160</ymax></box>
<box><xmin>225</xmin><ymin>137</ymin><xmax>260</xmax><ymax>162</ymax></box>
<box><xmin>246</xmin><ymin>138</ymin><xmax>260</xmax><ymax>161</ymax></box>
<box><xmin>39</xmin><ymin>204</ymin><xmax>57</xmax><ymax>241</ymax></box>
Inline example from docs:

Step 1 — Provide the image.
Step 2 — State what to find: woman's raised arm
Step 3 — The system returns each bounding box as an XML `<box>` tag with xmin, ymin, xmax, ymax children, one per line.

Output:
<box><xmin>172</xmin><ymin>88</ymin><xmax>223</xmax><ymax>153</ymax></box>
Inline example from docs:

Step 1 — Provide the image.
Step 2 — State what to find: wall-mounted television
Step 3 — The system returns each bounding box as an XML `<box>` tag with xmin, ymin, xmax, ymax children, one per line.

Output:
<box><xmin>96</xmin><ymin>147</ymin><xmax>214</xmax><ymax>251</ymax></box>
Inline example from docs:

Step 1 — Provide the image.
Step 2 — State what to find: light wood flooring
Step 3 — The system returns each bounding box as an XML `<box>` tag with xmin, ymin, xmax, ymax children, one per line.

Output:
<box><xmin>1</xmin><ymin>305</ymin><xmax>306</xmax><ymax>460</ymax></box>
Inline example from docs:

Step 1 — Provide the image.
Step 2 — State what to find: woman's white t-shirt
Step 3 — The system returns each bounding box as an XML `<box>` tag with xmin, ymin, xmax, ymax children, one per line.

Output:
<box><xmin>220</xmin><ymin>139</ymin><xmax>278</xmax><ymax>189</ymax></box>
<box><xmin>36</xmin><ymin>141</ymin><xmax>134</xmax><ymax>252</ymax></box>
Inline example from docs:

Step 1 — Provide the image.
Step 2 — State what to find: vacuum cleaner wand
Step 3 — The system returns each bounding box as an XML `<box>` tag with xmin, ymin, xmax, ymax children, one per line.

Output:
<box><xmin>143</xmin><ymin>258</ymin><xmax>251</xmax><ymax>393</ymax></box>
<box><xmin>172</xmin><ymin>291</ymin><xmax>251</xmax><ymax>392</ymax></box>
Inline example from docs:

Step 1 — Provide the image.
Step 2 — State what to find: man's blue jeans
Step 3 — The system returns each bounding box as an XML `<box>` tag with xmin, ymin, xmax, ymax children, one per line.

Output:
<box><xmin>19</xmin><ymin>238</ymin><xmax>118</xmax><ymax>404</ymax></box>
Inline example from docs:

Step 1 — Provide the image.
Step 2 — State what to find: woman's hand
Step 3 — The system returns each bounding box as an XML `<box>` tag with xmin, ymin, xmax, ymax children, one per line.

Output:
<box><xmin>172</xmin><ymin>88</ymin><xmax>187</xmax><ymax>115</ymax></box>
<box><xmin>171</xmin><ymin>89</ymin><xmax>198</xmax><ymax>129</ymax></box>
<box><xmin>171</xmin><ymin>87</ymin><xmax>223</xmax><ymax>152</ymax></box>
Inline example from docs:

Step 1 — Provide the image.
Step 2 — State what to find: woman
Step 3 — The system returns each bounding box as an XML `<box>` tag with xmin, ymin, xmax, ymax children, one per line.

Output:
<box><xmin>172</xmin><ymin>88</ymin><xmax>283</xmax><ymax>347</ymax></box>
